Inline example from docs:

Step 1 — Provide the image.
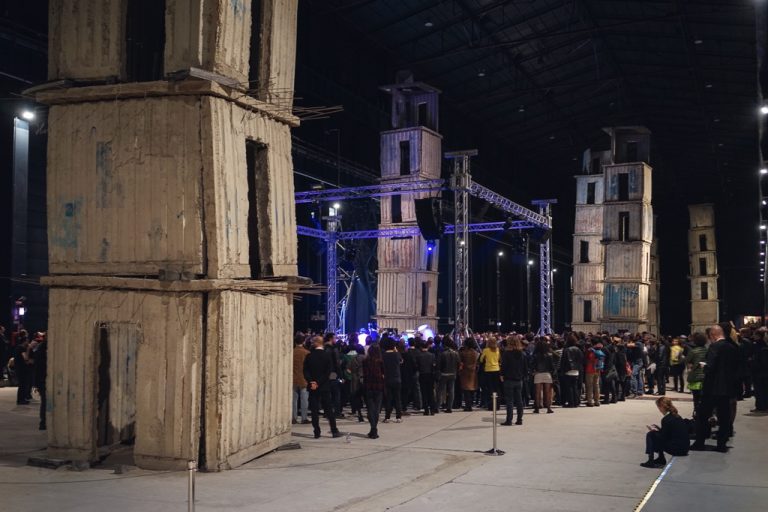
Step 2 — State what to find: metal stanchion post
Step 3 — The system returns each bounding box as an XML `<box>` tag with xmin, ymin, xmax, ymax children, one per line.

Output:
<box><xmin>188</xmin><ymin>460</ymin><xmax>197</xmax><ymax>512</ymax></box>
<box><xmin>485</xmin><ymin>392</ymin><xmax>505</xmax><ymax>456</ymax></box>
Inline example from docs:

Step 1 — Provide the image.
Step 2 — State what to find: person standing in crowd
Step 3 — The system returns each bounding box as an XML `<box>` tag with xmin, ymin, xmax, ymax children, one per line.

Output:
<box><xmin>691</xmin><ymin>325</ymin><xmax>738</xmax><ymax>452</ymax></box>
<box><xmin>399</xmin><ymin>340</ymin><xmax>419</xmax><ymax>412</ymax></box>
<box><xmin>646</xmin><ymin>339</ymin><xmax>659</xmax><ymax>395</ymax></box>
<box><xmin>382</xmin><ymin>337</ymin><xmax>403</xmax><ymax>423</ymax></box>
<box><xmin>532</xmin><ymin>339</ymin><xmax>556</xmax><ymax>414</ymax></box>
<box><xmin>585</xmin><ymin>340</ymin><xmax>605</xmax><ymax>407</ymax></box>
<box><xmin>655</xmin><ymin>338</ymin><xmax>670</xmax><ymax>396</ymax></box>
<box><xmin>304</xmin><ymin>336</ymin><xmax>342</xmax><ymax>439</ymax></box>
<box><xmin>751</xmin><ymin>329</ymin><xmax>768</xmax><ymax>412</ymax></box>
<box><xmin>415</xmin><ymin>339</ymin><xmax>437</xmax><ymax>415</ymax></box>
<box><xmin>627</xmin><ymin>337</ymin><xmax>645</xmax><ymax>398</ymax></box>
<box><xmin>323</xmin><ymin>333</ymin><xmax>344</xmax><ymax>419</ymax></box>
<box><xmin>602</xmin><ymin>337</ymin><xmax>619</xmax><ymax>404</ymax></box>
<box><xmin>347</xmin><ymin>344</ymin><xmax>366</xmax><ymax>423</ymax></box>
<box><xmin>686</xmin><ymin>332</ymin><xmax>708</xmax><ymax>417</ymax></box>
<box><xmin>669</xmin><ymin>338</ymin><xmax>686</xmax><ymax>393</ymax></box>
<box><xmin>14</xmin><ymin>330</ymin><xmax>32</xmax><ymax>405</ymax></box>
<box><xmin>363</xmin><ymin>343</ymin><xmax>385</xmax><ymax>439</ymax></box>
<box><xmin>0</xmin><ymin>325</ymin><xmax>9</xmax><ymax>380</ymax></box>
<box><xmin>614</xmin><ymin>338</ymin><xmax>629</xmax><ymax>401</ymax></box>
<box><xmin>500</xmin><ymin>335</ymin><xmax>527</xmax><ymax>425</ymax></box>
<box><xmin>33</xmin><ymin>332</ymin><xmax>48</xmax><ymax>430</ymax></box>
<box><xmin>641</xmin><ymin>397</ymin><xmax>689</xmax><ymax>468</ymax></box>
<box><xmin>559</xmin><ymin>334</ymin><xmax>583</xmax><ymax>408</ymax></box>
<box><xmin>292</xmin><ymin>334</ymin><xmax>310</xmax><ymax>425</ymax></box>
<box><xmin>479</xmin><ymin>337</ymin><xmax>501</xmax><ymax>410</ymax></box>
<box><xmin>437</xmin><ymin>339</ymin><xmax>460</xmax><ymax>413</ymax></box>
<box><xmin>458</xmin><ymin>337</ymin><xmax>479</xmax><ymax>411</ymax></box>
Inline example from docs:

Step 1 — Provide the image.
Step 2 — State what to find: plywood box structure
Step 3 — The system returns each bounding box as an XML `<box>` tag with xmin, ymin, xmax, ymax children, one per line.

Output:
<box><xmin>571</xmin><ymin>169</ymin><xmax>605</xmax><ymax>333</ymax></box>
<box><xmin>688</xmin><ymin>204</ymin><xmax>719</xmax><ymax>334</ymax></box>
<box><xmin>38</xmin><ymin>0</ymin><xmax>300</xmax><ymax>471</ymax></box>
<box><xmin>571</xmin><ymin>127</ymin><xmax>657</xmax><ymax>334</ymax></box>
<box><xmin>375</xmin><ymin>80</ymin><xmax>441</xmax><ymax>333</ymax></box>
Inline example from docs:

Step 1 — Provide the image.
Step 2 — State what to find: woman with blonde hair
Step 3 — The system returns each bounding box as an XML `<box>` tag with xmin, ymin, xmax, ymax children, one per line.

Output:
<box><xmin>641</xmin><ymin>397</ymin><xmax>689</xmax><ymax>468</ymax></box>
<box><xmin>479</xmin><ymin>337</ymin><xmax>501</xmax><ymax>411</ymax></box>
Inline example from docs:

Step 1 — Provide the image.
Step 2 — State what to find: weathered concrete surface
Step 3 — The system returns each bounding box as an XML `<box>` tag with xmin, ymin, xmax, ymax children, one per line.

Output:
<box><xmin>2</xmin><ymin>386</ymin><xmax>765</xmax><ymax>512</ymax></box>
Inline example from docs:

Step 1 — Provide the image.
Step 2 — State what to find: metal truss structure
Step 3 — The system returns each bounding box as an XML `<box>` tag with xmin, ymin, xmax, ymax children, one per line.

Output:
<box><xmin>446</xmin><ymin>150</ymin><xmax>476</xmax><ymax>342</ymax></box>
<box><xmin>469</xmin><ymin>182</ymin><xmax>550</xmax><ymax>228</ymax></box>
<box><xmin>294</xmin><ymin>179</ymin><xmax>445</xmax><ymax>204</ymax></box>
<box><xmin>532</xmin><ymin>199</ymin><xmax>558</xmax><ymax>335</ymax></box>
<box><xmin>299</xmin><ymin>221</ymin><xmax>536</xmax><ymax>242</ymax></box>
<box><xmin>296</xmin><ymin>159</ymin><xmax>554</xmax><ymax>335</ymax></box>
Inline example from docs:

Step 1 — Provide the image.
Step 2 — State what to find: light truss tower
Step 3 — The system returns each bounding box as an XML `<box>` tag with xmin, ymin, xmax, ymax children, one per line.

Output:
<box><xmin>325</xmin><ymin>211</ymin><xmax>340</xmax><ymax>334</ymax></box>
<box><xmin>533</xmin><ymin>200</ymin><xmax>557</xmax><ymax>335</ymax></box>
<box><xmin>446</xmin><ymin>150</ymin><xmax>477</xmax><ymax>341</ymax></box>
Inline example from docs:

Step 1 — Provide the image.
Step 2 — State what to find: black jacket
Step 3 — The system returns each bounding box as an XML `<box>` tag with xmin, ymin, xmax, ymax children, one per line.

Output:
<box><xmin>658</xmin><ymin>413</ymin><xmax>690</xmax><ymax>456</ymax></box>
<box><xmin>304</xmin><ymin>347</ymin><xmax>334</xmax><ymax>389</ymax></box>
<box><xmin>439</xmin><ymin>349</ymin><xmax>460</xmax><ymax>376</ymax></box>
<box><xmin>559</xmin><ymin>346</ymin><xmax>584</xmax><ymax>374</ymax></box>
<box><xmin>415</xmin><ymin>350</ymin><xmax>436</xmax><ymax>375</ymax></box>
<box><xmin>704</xmin><ymin>338</ymin><xmax>739</xmax><ymax>397</ymax></box>
<box><xmin>500</xmin><ymin>350</ymin><xmax>528</xmax><ymax>381</ymax></box>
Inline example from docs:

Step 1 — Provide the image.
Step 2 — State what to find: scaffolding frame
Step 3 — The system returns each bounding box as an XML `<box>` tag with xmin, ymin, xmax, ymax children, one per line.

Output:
<box><xmin>297</xmin><ymin>160</ymin><xmax>553</xmax><ymax>335</ymax></box>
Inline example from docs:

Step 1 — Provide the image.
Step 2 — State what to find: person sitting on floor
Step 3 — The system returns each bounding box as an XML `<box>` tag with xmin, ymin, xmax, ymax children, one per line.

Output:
<box><xmin>641</xmin><ymin>397</ymin><xmax>690</xmax><ymax>468</ymax></box>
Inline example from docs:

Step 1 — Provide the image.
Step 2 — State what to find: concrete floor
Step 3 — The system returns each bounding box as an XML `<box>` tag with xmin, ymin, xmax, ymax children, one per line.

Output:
<box><xmin>0</xmin><ymin>387</ymin><xmax>765</xmax><ymax>512</ymax></box>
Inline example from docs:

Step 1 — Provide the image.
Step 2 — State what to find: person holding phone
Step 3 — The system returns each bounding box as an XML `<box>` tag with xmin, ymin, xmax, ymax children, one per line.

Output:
<box><xmin>641</xmin><ymin>397</ymin><xmax>689</xmax><ymax>468</ymax></box>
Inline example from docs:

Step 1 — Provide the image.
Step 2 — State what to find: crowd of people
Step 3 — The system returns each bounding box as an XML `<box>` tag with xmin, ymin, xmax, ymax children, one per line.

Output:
<box><xmin>1</xmin><ymin>326</ymin><xmax>48</xmax><ymax>430</ymax></box>
<box><xmin>293</xmin><ymin>322</ymin><xmax>768</xmax><ymax>457</ymax></box>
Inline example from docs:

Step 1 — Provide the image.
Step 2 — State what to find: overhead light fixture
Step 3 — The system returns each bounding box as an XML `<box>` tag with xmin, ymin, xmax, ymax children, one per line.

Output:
<box><xmin>717</xmin><ymin>143</ymin><xmax>724</xmax><ymax>147</ymax></box>
<box><xmin>762</xmin><ymin>200</ymin><xmax>767</xmax><ymax>206</ymax></box>
<box><xmin>761</xmin><ymin>225</ymin><xmax>767</xmax><ymax>230</ymax></box>
<box><xmin>20</xmin><ymin>110</ymin><xmax>35</xmax><ymax>121</ymax></box>
<box><xmin>762</xmin><ymin>240</ymin><xmax>766</xmax><ymax>244</ymax></box>
<box><xmin>762</xmin><ymin>168</ymin><xmax>768</xmax><ymax>175</ymax></box>
<box><xmin>332</xmin><ymin>202</ymin><xmax>341</xmax><ymax>209</ymax></box>
<box><xmin>518</xmin><ymin>105</ymin><xmax>526</xmax><ymax>113</ymax></box>
<box><xmin>694</xmin><ymin>39</ymin><xmax>704</xmax><ymax>45</ymax></box>
<box><xmin>528</xmin><ymin>260</ymin><xmax>534</xmax><ymax>266</ymax></box>
<box><xmin>498</xmin><ymin>251</ymin><xmax>504</xmax><ymax>257</ymax></box>
<box><xmin>424</xmin><ymin>21</ymin><xmax>434</xmax><ymax>27</ymax></box>
<box><xmin>460</xmin><ymin>240</ymin><xmax>466</xmax><ymax>246</ymax></box>
<box><xmin>552</xmin><ymin>268</ymin><xmax>558</xmax><ymax>273</ymax></box>
<box><xmin>705</xmin><ymin>83</ymin><xmax>713</xmax><ymax>89</ymax></box>
<box><xmin>761</xmin><ymin>252</ymin><xmax>765</xmax><ymax>256</ymax></box>
<box><xmin>477</xmin><ymin>69</ymin><xmax>486</xmax><ymax>77</ymax></box>
<box><xmin>549</xmin><ymin>135</ymin><xmax>556</xmax><ymax>140</ymax></box>
<box><xmin>713</xmin><ymin>118</ymin><xmax>720</xmax><ymax>123</ymax></box>
<box><xmin>761</xmin><ymin>105</ymin><xmax>768</xmax><ymax>115</ymax></box>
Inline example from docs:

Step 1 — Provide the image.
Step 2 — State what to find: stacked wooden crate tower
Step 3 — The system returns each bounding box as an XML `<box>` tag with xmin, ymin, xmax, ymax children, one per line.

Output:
<box><xmin>36</xmin><ymin>0</ymin><xmax>300</xmax><ymax>470</ymax></box>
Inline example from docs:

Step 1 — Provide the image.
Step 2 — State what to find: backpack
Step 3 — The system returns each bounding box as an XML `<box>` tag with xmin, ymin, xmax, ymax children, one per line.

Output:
<box><xmin>592</xmin><ymin>348</ymin><xmax>605</xmax><ymax>371</ymax></box>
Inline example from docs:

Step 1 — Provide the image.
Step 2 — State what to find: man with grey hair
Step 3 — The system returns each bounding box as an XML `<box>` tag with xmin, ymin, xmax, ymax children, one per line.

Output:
<box><xmin>691</xmin><ymin>324</ymin><xmax>738</xmax><ymax>452</ymax></box>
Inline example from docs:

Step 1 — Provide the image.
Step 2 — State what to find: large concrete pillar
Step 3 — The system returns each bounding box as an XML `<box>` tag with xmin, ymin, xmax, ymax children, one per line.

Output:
<box><xmin>688</xmin><ymin>204</ymin><xmax>719</xmax><ymax>334</ymax></box>
<box><xmin>38</xmin><ymin>0</ymin><xmax>299</xmax><ymax>470</ymax></box>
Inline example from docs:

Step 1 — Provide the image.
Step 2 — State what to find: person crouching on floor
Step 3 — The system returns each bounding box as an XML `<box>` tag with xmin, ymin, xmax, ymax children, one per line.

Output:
<box><xmin>641</xmin><ymin>397</ymin><xmax>689</xmax><ymax>468</ymax></box>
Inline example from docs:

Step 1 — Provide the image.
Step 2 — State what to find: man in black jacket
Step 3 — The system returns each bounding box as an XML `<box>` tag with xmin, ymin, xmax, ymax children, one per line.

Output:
<box><xmin>691</xmin><ymin>325</ymin><xmax>739</xmax><ymax>452</ymax></box>
<box><xmin>414</xmin><ymin>339</ymin><xmax>437</xmax><ymax>415</ymax></box>
<box><xmin>304</xmin><ymin>336</ymin><xmax>342</xmax><ymax>439</ymax></box>
<box><xmin>500</xmin><ymin>336</ymin><xmax>528</xmax><ymax>425</ymax></box>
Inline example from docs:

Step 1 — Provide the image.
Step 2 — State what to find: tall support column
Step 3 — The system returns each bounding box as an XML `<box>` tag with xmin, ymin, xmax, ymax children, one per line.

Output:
<box><xmin>447</xmin><ymin>150</ymin><xmax>477</xmax><ymax>341</ymax></box>
<box><xmin>326</xmin><ymin>219</ymin><xmax>340</xmax><ymax>334</ymax></box>
<box><xmin>533</xmin><ymin>200</ymin><xmax>557</xmax><ymax>335</ymax></box>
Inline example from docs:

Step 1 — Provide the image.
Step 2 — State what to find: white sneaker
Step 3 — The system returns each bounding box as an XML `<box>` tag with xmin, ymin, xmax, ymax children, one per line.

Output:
<box><xmin>394</xmin><ymin>418</ymin><xmax>402</xmax><ymax>423</ymax></box>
